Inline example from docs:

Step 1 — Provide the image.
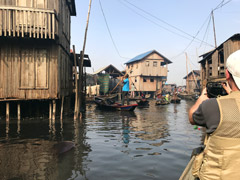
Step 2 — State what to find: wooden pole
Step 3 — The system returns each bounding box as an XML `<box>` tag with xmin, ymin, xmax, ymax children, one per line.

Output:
<box><xmin>49</xmin><ymin>101</ymin><xmax>52</xmax><ymax>120</ymax></box>
<box><xmin>185</xmin><ymin>53</ymin><xmax>189</xmax><ymax>94</ymax></box>
<box><xmin>17</xmin><ymin>103</ymin><xmax>21</xmax><ymax>134</ymax></box>
<box><xmin>6</xmin><ymin>102</ymin><xmax>9</xmax><ymax>122</ymax></box>
<box><xmin>60</xmin><ymin>96</ymin><xmax>64</xmax><ymax>120</ymax></box>
<box><xmin>73</xmin><ymin>45</ymin><xmax>79</xmax><ymax>120</ymax></box>
<box><xmin>17</xmin><ymin>102</ymin><xmax>21</xmax><ymax>121</ymax></box>
<box><xmin>211</xmin><ymin>10</ymin><xmax>217</xmax><ymax>48</ymax></box>
<box><xmin>79</xmin><ymin>0</ymin><xmax>92</xmax><ymax>113</ymax></box>
<box><xmin>52</xmin><ymin>100</ymin><xmax>56</xmax><ymax>123</ymax></box>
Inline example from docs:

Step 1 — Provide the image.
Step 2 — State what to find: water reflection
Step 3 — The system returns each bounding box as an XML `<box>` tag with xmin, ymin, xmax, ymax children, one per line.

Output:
<box><xmin>0</xmin><ymin>100</ymin><xmax>204</xmax><ymax>180</ymax></box>
<box><xmin>0</xmin><ymin>115</ymin><xmax>92</xmax><ymax>180</ymax></box>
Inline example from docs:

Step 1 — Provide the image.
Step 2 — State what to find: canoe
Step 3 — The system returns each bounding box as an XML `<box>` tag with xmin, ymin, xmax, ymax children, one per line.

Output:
<box><xmin>136</xmin><ymin>99</ymin><xmax>149</xmax><ymax>107</ymax></box>
<box><xmin>155</xmin><ymin>98</ymin><xmax>170</xmax><ymax>105</ymax></box>
<box><xmin>94</xmin><ymin>97</ymin><xmax>138</xmax><ymax>111</ymax></box>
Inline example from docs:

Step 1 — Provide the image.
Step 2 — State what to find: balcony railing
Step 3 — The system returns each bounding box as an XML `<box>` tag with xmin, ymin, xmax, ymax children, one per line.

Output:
<box><xmin>0</xmin><ymin>6</ymin><xmax>58</xmax><ymax>39</ymax></box>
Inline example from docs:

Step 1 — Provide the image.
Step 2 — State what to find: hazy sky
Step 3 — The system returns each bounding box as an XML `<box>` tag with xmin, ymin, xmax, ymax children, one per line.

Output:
<box><xmin>71</xmin><ymin>0</ymin><xmax>240</xmax><ymax>86</ymax></box>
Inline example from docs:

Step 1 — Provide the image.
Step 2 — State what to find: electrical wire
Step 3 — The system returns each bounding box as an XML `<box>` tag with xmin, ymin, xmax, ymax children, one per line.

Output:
<box><xmin>118</xmin><ymin>0</ymin><xmax>194</xmax><ymax>41</ymax></box>
<box><xmin>99</xmin><ymin>0</ymin><xmax>129</xmax><ymax>59</ymax></box>
<box><xmin>121</xmin><ymin>0</ymin><xmax>214</xmax><ymax>47</ymax></box>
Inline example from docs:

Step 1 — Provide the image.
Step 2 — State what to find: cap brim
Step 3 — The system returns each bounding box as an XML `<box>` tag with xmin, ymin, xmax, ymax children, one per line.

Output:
<box><xmin>232</xmin><ymin>74</ymin><xmax>240</xmax><ymax>90</ymax></box>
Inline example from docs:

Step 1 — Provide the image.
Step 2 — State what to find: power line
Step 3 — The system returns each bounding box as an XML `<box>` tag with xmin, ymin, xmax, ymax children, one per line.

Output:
<box><xmin>118</xmin><ymin>0</ymin><xmax>194</xmax><ymax>42</ymax></box>
<box><xmin>99</xmin><ymin>0</ymin><xmax>129</xmax><ymax>59</ymax></box>
<box><xmin>171</xmin><ymin>0</ymin><xmax>232</xmax><ymax>60</ymax></box>
<box><xmin>122</xmin><ymin>0</ymin><xmax>214</xmax><ymax>47</ymax></box>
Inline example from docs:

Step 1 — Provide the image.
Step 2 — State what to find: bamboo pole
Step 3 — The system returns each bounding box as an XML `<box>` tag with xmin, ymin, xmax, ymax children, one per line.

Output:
<box><xmin>185</xmin><ymin>53</ymin><xmax>189</xmax><ymax>94</ymax></box>
<box><xmin>211</xmin><ymin>10</ymin><xmax>217</xmax><ymax>48</ymax></box>
<box><xmin>79</xmin><ymin>0</ymin><xmax>92</xmax><ymax>113</ymax></box>
<box><xmin>73</xmin><ymin>45</ymin><xmax>79</xmax><ymax>120</ymax></box>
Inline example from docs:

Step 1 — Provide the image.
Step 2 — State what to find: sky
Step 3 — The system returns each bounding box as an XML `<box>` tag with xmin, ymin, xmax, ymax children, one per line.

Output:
<box><xmin>71</xmin><ymin>0</ymin><xmax>240</xmax><ymax>86</ymax></box>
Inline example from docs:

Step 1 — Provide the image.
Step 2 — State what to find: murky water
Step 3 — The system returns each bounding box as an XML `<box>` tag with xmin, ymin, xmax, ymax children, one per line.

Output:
<box><xmin>0</xmin><ymin>100</ymin><xmax>204</xmax><ymax>180</ymax></box>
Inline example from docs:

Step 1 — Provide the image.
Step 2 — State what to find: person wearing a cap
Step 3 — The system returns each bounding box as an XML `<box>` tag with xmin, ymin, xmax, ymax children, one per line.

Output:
<box><xmin>188</xmin><ymin>50</ymin><xmax>240</xmax><ymax>180</ymax></box>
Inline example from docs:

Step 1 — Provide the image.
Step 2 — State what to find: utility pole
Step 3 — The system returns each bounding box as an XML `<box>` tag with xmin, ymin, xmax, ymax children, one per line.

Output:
<box><xmin>185</xmin><ymin>52</ymin><xmax>189</xmax><ymax>94</ymax></box>
<box><xmin>211</xmin><ymin>10</ymin><xmax>217</xmax><ymax>48</ymax></box>
<box><xmin>79</xmin><ymin>0</ymin><xmax>92</xmax><ymax>115</ymax></box>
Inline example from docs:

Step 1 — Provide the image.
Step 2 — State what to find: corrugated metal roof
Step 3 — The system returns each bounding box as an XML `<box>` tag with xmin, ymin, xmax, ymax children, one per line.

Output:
<box><xmin>93</xmin><ymin>64</ymin><xmax>123</xmax><ymax>77</ymax></box>
<box><xmin>125</xmin><ymin>50</ymin><xmax>154</xmax><ymax>64</ymax></box>
<box><xmin>125</xmin><ymin>50</ymin><xmax>172</xmax><ymax>65</ymax></box>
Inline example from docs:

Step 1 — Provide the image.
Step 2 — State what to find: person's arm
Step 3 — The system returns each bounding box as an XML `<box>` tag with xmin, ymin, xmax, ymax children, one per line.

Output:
<box><xmin>189</xmin><ymin>88</ymin><xmax>209</xmax><ymax>125</ymax></box>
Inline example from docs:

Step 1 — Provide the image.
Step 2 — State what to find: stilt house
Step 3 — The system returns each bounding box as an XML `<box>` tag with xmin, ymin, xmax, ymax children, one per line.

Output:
<box><xmin>199</xmin><ymin>33</ymin><xmax>240</xmax><ymax>87</ymax></box>
<box><xmin>0</xmin><ymin>0</ymin><xmax>76</xmax><ymax>101</ymax></box>
<box><xmin>183</xmin><ymin>70</ymin><xmax>200</xmax><ymax>94</ymax></box>
<box><xmin>125</xmin><ymin>50</ymin><xmax>172</xmax><ymax>96</ymax></box>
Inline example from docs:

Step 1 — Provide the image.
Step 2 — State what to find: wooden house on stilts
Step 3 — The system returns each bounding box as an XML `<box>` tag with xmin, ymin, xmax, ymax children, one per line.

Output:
<box><xmin>0</xmin><ymin>0</ymin><xmax>76</xmax><ymax>119</ymax></box>
<box><xmin>199</xmin><ymin>33</ymin><xmax>240</xmax><ymax>88</ymax></box>
<box><xmin>125</xmin><ymin>50</ymin><xmax>172</xmax><ymax>97</ymax></box>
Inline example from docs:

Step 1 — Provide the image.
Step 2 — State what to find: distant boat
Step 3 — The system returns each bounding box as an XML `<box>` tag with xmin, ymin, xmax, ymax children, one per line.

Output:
<box><xmin>94</xmin><ymin>97</ymin><xmax>138</xmax><ymax>111</ymax></box>
<box><xmin>155</xmin><ymin>99</ymin><xmax>170</xmax><ymax>105</ymax></box>
<box><xmin>136</xmin><ymin>99</ymin><xmax>149</xmax><ymax>107</ymax></box>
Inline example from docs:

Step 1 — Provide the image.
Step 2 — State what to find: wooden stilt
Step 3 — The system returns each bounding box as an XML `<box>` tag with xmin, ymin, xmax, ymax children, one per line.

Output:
<box><xmin>52</xmin><ymin>100</ymin><xmax>56</xmax><ymax>123</ymax></box>
<box><xmin>49</xmin><ymin>101</ymin><xmax>52</xmax><ymax>132</ymax></box>
<box><xmin>6</xmin><ymin>102</ymin><xmax>9</xmax><ymax>122</ymax></box>
<box><xmin>60</xmin><ymin>96</ymin><xmax>64</xmax><ymax>120</ymax></box>
<box><xmin>49</xmin><ymin>101</ymin><xmax>52</xmax><ymax>120</ymax></box>
<box><xmin>17</xmin><ymin>102</ymin><xmax>21</xmax><ymax>120</ymax></box>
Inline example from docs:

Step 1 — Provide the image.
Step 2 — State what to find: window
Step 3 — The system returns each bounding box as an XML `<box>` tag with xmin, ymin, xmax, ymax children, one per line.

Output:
<box><xmin>135</xmin><ymin>78</ymin><xmax>137</xmax><ymax>82</ymax></box>
<box><xmin>160</xmin><ymin>62</ymin><xmax>165</xmax><ymax>66</ymax></box>
<box><xmin>150</xmin><ymin>78</ymin><xmax>154</xmax><ymax>82</ymax></box>
<box><xmin>145</xmin><ymin>61</ymin><xmax>149</xmax><ymax>66</ymax></box>
<box><xmin>136</xmin><ymin>64</ymin><xmax>138</xmax><ymax>69</ymax></box>
<box><xmin>153</xmin><ymin>61</ymin><xmax>157</xmax><ymax>67</ymax></box>
<box><xmin>143</xmin><ymin>78</ymin><xmax>147</xmax><ymax>82</ymax></box>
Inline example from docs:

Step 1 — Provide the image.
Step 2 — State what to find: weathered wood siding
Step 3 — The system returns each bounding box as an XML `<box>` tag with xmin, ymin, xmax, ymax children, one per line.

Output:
<box><xmin>200</xmin><ymin>35</ymin><xmax>240</xmax><ymax>87</ymax></box>
<box><xmin>127</xmin><ymin>53</ymin><xmax>168</xmax><ymax>77</ymax></box>
<box><xmin>0</xmin><ymin>0</ymin><xmax>74</xmax><ymax>100</ymax></box>
<box><xmin>0</xmin><ymin>40</ymin><xmax>57</xmax><ymax>99</ymax></box>
<box><xmin>126</xmin><ymin>52</ymin><xmax>168</xmax><ymax>92</ymax></box>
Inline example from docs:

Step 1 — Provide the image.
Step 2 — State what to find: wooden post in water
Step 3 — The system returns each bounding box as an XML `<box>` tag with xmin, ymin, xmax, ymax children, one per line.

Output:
<box><xmin>52</xmin><ymin>100</ymin><xmax>56</xmax><ymax>123</ymax></box>
<box><xmin>79</xmin><ymin>0</ymin><xmax>92</xmax><ymax>113</ymax></box>
<box><xmin>49</xmin><ymin>101</ymin><xmax>52</xmax><ymax>120</ymax></box>
<box><xmin>6</xmin><ymin>102</ymin><xmax>9</xmax><ymax>122</ymax></box>
<box><xmin>17</xmin><ymin>102</ymin><xmax>21</xmax><ymax>120</ymax></box>
<box><xmin>60</xmin><ymin>96</ymin><xmax>64</xmax><ymax>120</ymax></box>
<box><xmin>73</xmin><ymin>45</ymin><xmax>79</xmax><ymax>120</ymax></box>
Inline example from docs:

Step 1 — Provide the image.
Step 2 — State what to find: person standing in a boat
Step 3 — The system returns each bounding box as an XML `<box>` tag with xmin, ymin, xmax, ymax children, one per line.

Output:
<box><xmin>188</xmin><ymin>50</ymin><xmax>240</xmax><ymax>180</ymax></box>
<box><xmin>122</xmin><ymin>74</ymin><xmax>130</xmax><ymax>105</ymax></box>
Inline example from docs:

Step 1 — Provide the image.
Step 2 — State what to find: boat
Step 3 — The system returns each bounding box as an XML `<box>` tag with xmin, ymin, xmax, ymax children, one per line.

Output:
<box><xmin>94</xmin><ymin>97</ymin><xmax>138</xmax><ymax>111</ymax></box>
<box><xmin>155</xmin><ymin>99</ymin><xmax>170</xmax><ymax>105</ymax></box>
<box><xmin>136</xmin><ymin>99</ymin><xmax>149</xmax><ymax>107</ymax></box>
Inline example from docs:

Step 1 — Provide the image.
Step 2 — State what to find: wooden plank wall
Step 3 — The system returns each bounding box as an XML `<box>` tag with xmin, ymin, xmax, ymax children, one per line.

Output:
<box><xmin>0</xmin><ymin>40</ymin><xmax>61</xmax><ymax>100</ymax></box>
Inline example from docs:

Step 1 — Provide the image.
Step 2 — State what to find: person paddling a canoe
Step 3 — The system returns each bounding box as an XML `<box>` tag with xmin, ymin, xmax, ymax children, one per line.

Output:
<box><xmin>121</xmin><ymin>74</ymin><xmax>130</xmax><ymax>105</ymax></box>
